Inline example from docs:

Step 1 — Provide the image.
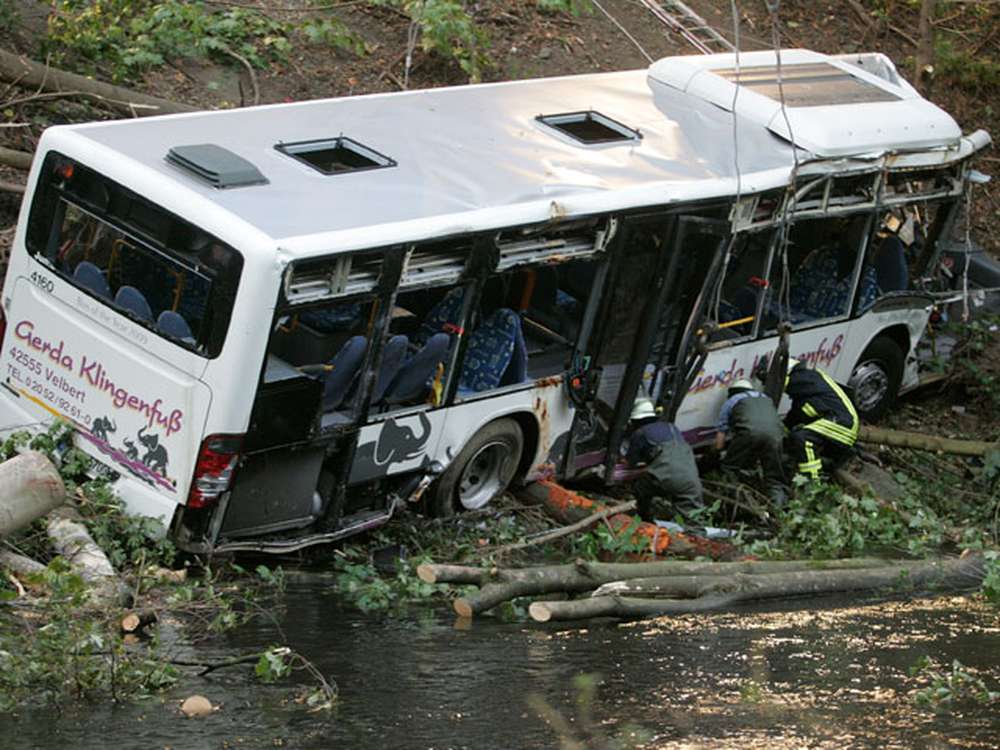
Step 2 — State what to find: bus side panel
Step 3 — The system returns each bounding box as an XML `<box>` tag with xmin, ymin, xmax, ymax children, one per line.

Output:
<box><xmin>675</xmin><ymin>322</ymin><xmax>854</xmax><ymax>442</ymax></box>
<box><xmin>0</xmin><ymin>277</ymin><xmax>211</xmax><ymax>506</ymax></box>
<box><xmin>349</xmin><ymin>410</ymin><xmax>449</xmax><ymax>484</ymax></box>
<box><xmin>432</xmin><ymin>379</ymin><xmax>574</xmax><ymax>481</ymax></box>
<box><xmin>844</xmin><ymin>305</ymin><xmax>932</xmax><ymax>392</ymax></box>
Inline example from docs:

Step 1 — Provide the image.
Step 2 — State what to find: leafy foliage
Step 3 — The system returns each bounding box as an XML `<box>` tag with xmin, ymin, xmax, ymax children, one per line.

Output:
<box><xmin>0</xmin><ymin>559</ymin><xmax>179</xmax><ymax>710</ymax></box>
<box><xmin>750</xmin><ymin>476</ymin><xmax>945</xmax><ymax>559</ymax></box>
<box><xmin>45</xmin><ymin>0</ymin><xmax>360</xmax><ymax>82</ymax></box>
<box><xmin>910</xmin><ymin>656</ymin><xmax>1000</xmax><ymax>710</ymax></box>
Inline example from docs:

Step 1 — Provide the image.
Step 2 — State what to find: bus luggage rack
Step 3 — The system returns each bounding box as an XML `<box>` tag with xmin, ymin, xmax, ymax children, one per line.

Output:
<box><xmin>637</xmin><ymin>0</ymin><xmax>734</xmax><ymax>55</ymax></box>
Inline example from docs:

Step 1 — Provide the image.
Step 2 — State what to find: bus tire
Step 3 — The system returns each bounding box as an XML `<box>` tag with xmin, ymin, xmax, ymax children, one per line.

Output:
<box><xmin>849</xmin><ymin>336</ymin><xmax>904</xmax><ymax>423</ymax></box>
<box><xmin>427</xmin><ymin>418</ymin><xmax>524</xmax><ymax>517</ymax></box>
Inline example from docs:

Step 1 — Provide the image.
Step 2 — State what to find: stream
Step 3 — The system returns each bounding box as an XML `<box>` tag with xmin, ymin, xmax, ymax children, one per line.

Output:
<box><xmin>4</xmin><ymin>577</ymin><xmax>1000</xmax><ymax>749</ymax></box>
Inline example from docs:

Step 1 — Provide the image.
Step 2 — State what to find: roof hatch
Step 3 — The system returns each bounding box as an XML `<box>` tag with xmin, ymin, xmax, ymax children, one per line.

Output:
<box><xmin>647</xmin><ymin>49</ymin><xmax>961</xmax><ymax>158</ymax></box>
<box><xmin>536</xmin><ymin>111</ymin><xmax>641</xmax><ymax>145</ymax></box>
<box><xmin>276</xmin><ymin>136</ymin><xmax>396</xmax><ymax>175</ymax></box>
<box><xmin>166</xmin><ymin>143</ymin><xmax>268</xmax><ymax>188</ymax></box>
<box><xmin>714</xmin><ymin>62</ymin><xmax>900</xmax><ymax>107</ymax></box>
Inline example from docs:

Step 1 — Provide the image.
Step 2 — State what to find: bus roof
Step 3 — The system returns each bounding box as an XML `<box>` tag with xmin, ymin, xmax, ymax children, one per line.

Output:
<box><xmin>52</xmin><ymin>48</ymin><xmax>974</xmax><ymax>258</ymax></box>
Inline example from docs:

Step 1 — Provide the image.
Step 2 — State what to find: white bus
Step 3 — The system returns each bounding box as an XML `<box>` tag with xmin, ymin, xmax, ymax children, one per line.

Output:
<box><xmin>0</xmin><ymin>49</ymin><xmax>989</xmax><ymax>554</ymax></box>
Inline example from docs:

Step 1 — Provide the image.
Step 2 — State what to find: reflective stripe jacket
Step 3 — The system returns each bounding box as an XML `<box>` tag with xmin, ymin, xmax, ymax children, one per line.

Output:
<box><xmin>784</xmin><ymin>365</ymin><xmax>859</xmax><ymax>446</ymax></box>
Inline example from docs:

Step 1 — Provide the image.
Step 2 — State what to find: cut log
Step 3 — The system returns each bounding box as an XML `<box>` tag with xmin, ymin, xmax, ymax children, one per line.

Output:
<box><xmin>47</xmin><ymin>506</ymin><xmax>129</xmax><ymax>606</ymax></box>
<box><xmin>519</xmin><ymin>480</ymin><xmax>738</xmax><ymax>560</ymax></box>
<box><xmin>437</xmin><ymin>556</ymin><xmax>899</xmax><ymax>617</ymax></box>
<box><xmin>0</xmin><ymin>550</ymin><xmax>47</xmax><ymax>577</ymax></box>
<box><xmin>0</xmin><ymin>452</ymin><xmax>67</xmax><ymax>537</ymax></box>
<box><xmin>531</xmin><ymin>555</ymin><xmax>984</xmax><ymax>622</ymax></box>
<box><xmin>0</xmin><ymin>50</ymin><xmax>198</xmax><ymax>120</ymax></box>
<box><xmin>0</xmin><ymin>146</ymin><xmax>33</xmax><ymax>171</ymax></box>
<box><xmin>121</xmin><ymin>609</ymin><xmax>158</xmax><ymax>633</ymax></box>
<box><xmin>857</xmin><ymin>426</ymin><xmax>995</xmax><ymax>457</ymax></box>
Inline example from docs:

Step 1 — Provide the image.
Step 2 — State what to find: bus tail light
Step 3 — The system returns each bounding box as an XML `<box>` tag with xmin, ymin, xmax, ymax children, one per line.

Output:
<box><xmin>187</xmin><ymin>434</ymin><xmax>243</xmax><ymax>509</ymax></box>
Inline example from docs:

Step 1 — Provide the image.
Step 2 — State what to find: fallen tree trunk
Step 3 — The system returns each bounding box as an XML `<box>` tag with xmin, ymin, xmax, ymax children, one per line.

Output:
<box><xmin>0</xmin><ymin>146</ymin><xmax>33</xmax><ymax>170</ymax></box>
<box><xmin>530</xmin><ymin>555</ymin><xmax>984</xmax><ymax>622</ymax></box>
<box><xmin>421</xmin><ymin>557</ymin><xmax>901</xmax><ymax>618</ymax></box>
<box><xmin>0</xmin><ymin>50</ymin><xmax>198</xmax><ymax>120</ymax></box>
<box><xmin>47</xmin><ymin>506</ymin><xmax>129</xmax><ymax>606</ymax></box>
<box><xmin>0</xmin><ymin>452</ymin><xmax>67</xmax><ymax>537</ymax></box>
<box><xmin>858</xmin><ymin>425</ymin><xmax>996</xmax><ymax>457</ymax></box>
<box><xmin>519</xmin><ymin>480</ymin><xmax>738</xmax><ymax>560</ymax></box>
<box><xmin>0</xmin><ymin>179</ymin><xmax>26</xmax><ymax>194</ymax></box>
<box><xmin>0</xmin><ymin>549</ymin><xmax>47</xmax><ymax>577</ymax></box>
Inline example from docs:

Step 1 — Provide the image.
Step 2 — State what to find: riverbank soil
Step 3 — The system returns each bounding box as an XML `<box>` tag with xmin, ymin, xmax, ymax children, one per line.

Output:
<box><xmin>1</xmin><ymin>0</ymin><xmax>998</xmax><ymax>244</ymax></box>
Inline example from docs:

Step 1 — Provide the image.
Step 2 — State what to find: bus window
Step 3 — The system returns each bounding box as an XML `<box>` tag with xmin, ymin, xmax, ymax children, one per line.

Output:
<box><xmin>764</xmin><ymin>214</ymin><xmax>873</xmax><ymax>328</ymax></box>
<box><xmin>518</xmin><ymin>259</ymin><xmax>599</xmax><ymax>378</ymax></box>
<box><xmin>707</xmin><ymin>230</ymin><xmax>773</xmax><ymax>343</ymax></box>
<box><xmin>26</xmin><ymin>152</ymin><xmax>242</xmax><ymax>357</ymax></box>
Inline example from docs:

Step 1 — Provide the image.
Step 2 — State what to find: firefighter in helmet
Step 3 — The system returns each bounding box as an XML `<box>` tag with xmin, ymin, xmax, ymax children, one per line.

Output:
<box><xmin>624</xmin><ymin>397</ymin><xmax>704</xmax><ymax>522</ymax></box>
<box><xmin>783</xmin><ymin>358</ymin><xmax>859</xmax><ymax>479</ymax></box>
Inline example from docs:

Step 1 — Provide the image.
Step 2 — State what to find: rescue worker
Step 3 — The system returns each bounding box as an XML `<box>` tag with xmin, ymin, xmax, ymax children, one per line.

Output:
<box><xmin>624</xmin><ymin>397</ymin><xmax>704</xmax><ymax>522</ymax></box>
<box><xmin>714</xmin><ymin>378</ymin><xmax>787</xmax><ymax>506</ymax></box>
<box><xmin>784</xmin><ymin>358</ymin><xmax>859</xmax><ymax>479</ymax></box>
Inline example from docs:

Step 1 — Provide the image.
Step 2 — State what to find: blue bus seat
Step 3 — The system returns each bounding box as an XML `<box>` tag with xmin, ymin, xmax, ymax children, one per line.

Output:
<box><xmin>372</xmin><ymin>335</ymin><xmax>409</xmax><ymax>404</ymax></box>
<box><xmin>459</xmin><ymin>308</ymin><xmax>523</xmax><ymax>392</ymax></box>
<box><xmin>73</xmin><ymin>261</ymin><xmax>112</xmax><ymax>299</ymax></box>
<box><xmin>323</xmin><ymin>335</ymin><xmax>367</xmax><ymax>411</ymax></box>
<box><xmin>114</xmin><ymin>285</ymin><xmax>153</xmax><ymax>322</ymax></box>
<box><xmin>156</xmin><ymin>310</ymin><xmax>195</xmax><ymax>342</ymax></box>
<box><xmin>415</xmin><ymin>287</ymin><xmax>464</xmax><ymax>346</ymax></box>
<box><xmin>384</xmin><ymin>333</ymin><xmax>449</xmax><ymax>405</ymax></box>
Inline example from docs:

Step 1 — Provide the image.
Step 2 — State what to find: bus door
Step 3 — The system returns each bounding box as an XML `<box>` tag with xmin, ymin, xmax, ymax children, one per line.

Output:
<box><xmin>565</xmin><ymin>213</ymin><xmax>727</xmax><ymax>479</ymax></box>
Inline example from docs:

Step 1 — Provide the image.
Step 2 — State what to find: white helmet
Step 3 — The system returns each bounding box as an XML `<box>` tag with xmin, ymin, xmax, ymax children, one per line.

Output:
<box><xmin>729</xmin><ymin>379</ymin><xmax>755</xmax><ymax>393</ymax></box>
<box><xmin>787</xmin><ymin>357</ymin><xmax>801</xmax><ymax>374</ymax></box>
<box><xmin>630</xmin><ymin>397</ymin><xmax>656</xmax><ymax>421</ymax></box>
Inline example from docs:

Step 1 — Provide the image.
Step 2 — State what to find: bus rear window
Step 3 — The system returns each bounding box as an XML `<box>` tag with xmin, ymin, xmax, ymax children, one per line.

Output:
<box><xmin>26</xmin><ymin>152</ymin><xmax>243</xmax><ymax>357</ymax></box>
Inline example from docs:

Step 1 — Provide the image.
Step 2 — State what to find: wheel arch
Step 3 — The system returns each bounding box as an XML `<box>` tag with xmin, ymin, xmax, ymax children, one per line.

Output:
<box><xmin>869</xmin><ymin>324</ymin><xmax>911</xmax><ymax>359</ymax></box>
<box><xmin>507</xmin><ymin>411</ymin><xmax>540</xmax><ymax>483</ymax></box>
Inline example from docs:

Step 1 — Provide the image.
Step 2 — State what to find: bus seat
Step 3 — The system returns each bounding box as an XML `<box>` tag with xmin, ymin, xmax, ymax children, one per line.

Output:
<box><xmin>857</xmin><ymin>264</ymin><xmax>880</xmax><ymax>313</ymax></box>
<box><xmin>874</xmin><ymin>236</ymin><xmax>909</xmax><ymax>292</ymax></box>
<box><xmin>459</xmin><ymin>308</ymin><xmax>520</xmax><ymax>392</ymax></box>
<box><xmin>416</xmin><ymin>287</ymin><xmax>465</xmax><ymax>345</ymax></box>
<box><xmin>73</xmin><ymin>261</ymin><xmax>112</xmax><ymax>299</ymax></box>
<box><xmin>372</xmin><ymin>335</ymin><xmax>409</xmax><ymax>404</ymax></box>
<box><xmin>323</xmin><ymin>335</ymin><xmax>367</xmax><ymax>411</ymax></box>
<box><xmin>300</xmin><ymin>303</ymin><xmax>363</xmax><ymax>334</ymax></box>
<box><xmin>384</xmin><ymin>333</ymin><xmax>450</xmax><ymax>405</ymax></box>
<box><xmin>156</xmin><ymin>310</ymin><xmax>194</xmax><ymax>342</ymax></box>
<box><xmin>114</xmin><ymin>285</ymin><xmax>154</xmax><ymax>322</ymax></box>
<box><xmin>500</xmin><ymin>312</ymin><xmax>528</xmax><ymax>387</ymax></box>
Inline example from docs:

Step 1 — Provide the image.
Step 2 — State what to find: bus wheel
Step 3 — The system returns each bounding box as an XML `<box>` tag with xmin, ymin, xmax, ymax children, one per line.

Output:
<box><xmin>428</xmin><ymin>418</ymin><xmax>523</xmax><ymax>517</ymax></box>
<box><xmin>849</xmin><ymin>336</ymin><xmax>904</xmax><ymax>423</ymax></box>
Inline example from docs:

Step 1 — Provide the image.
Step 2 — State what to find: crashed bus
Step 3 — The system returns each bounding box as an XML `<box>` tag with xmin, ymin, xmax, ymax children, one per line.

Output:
<box><xmin>0</xmin><ymin>49</ymin><xmax>990</xmax><ymax>554</ymax></box>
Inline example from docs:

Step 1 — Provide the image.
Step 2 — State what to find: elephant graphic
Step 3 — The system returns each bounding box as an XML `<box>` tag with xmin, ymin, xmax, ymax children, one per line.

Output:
<box><xmin>351</xmin><ymin>412</ymin><xmax>433</xmax><ymax>483</ymax></box>
<box><xmin>137</xmin><ymin>426</ymin><xmax>169</xmax><ymax>477</ymax></box>
<box><xmin>91</xmin><ymin>415</ymin><xmax>117</xmax><ymax>442</ymax></box>
<box><xmin>122</xmin><ymin>437</ymin><xmax>139</xmax><ymax>461</ymax></box>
